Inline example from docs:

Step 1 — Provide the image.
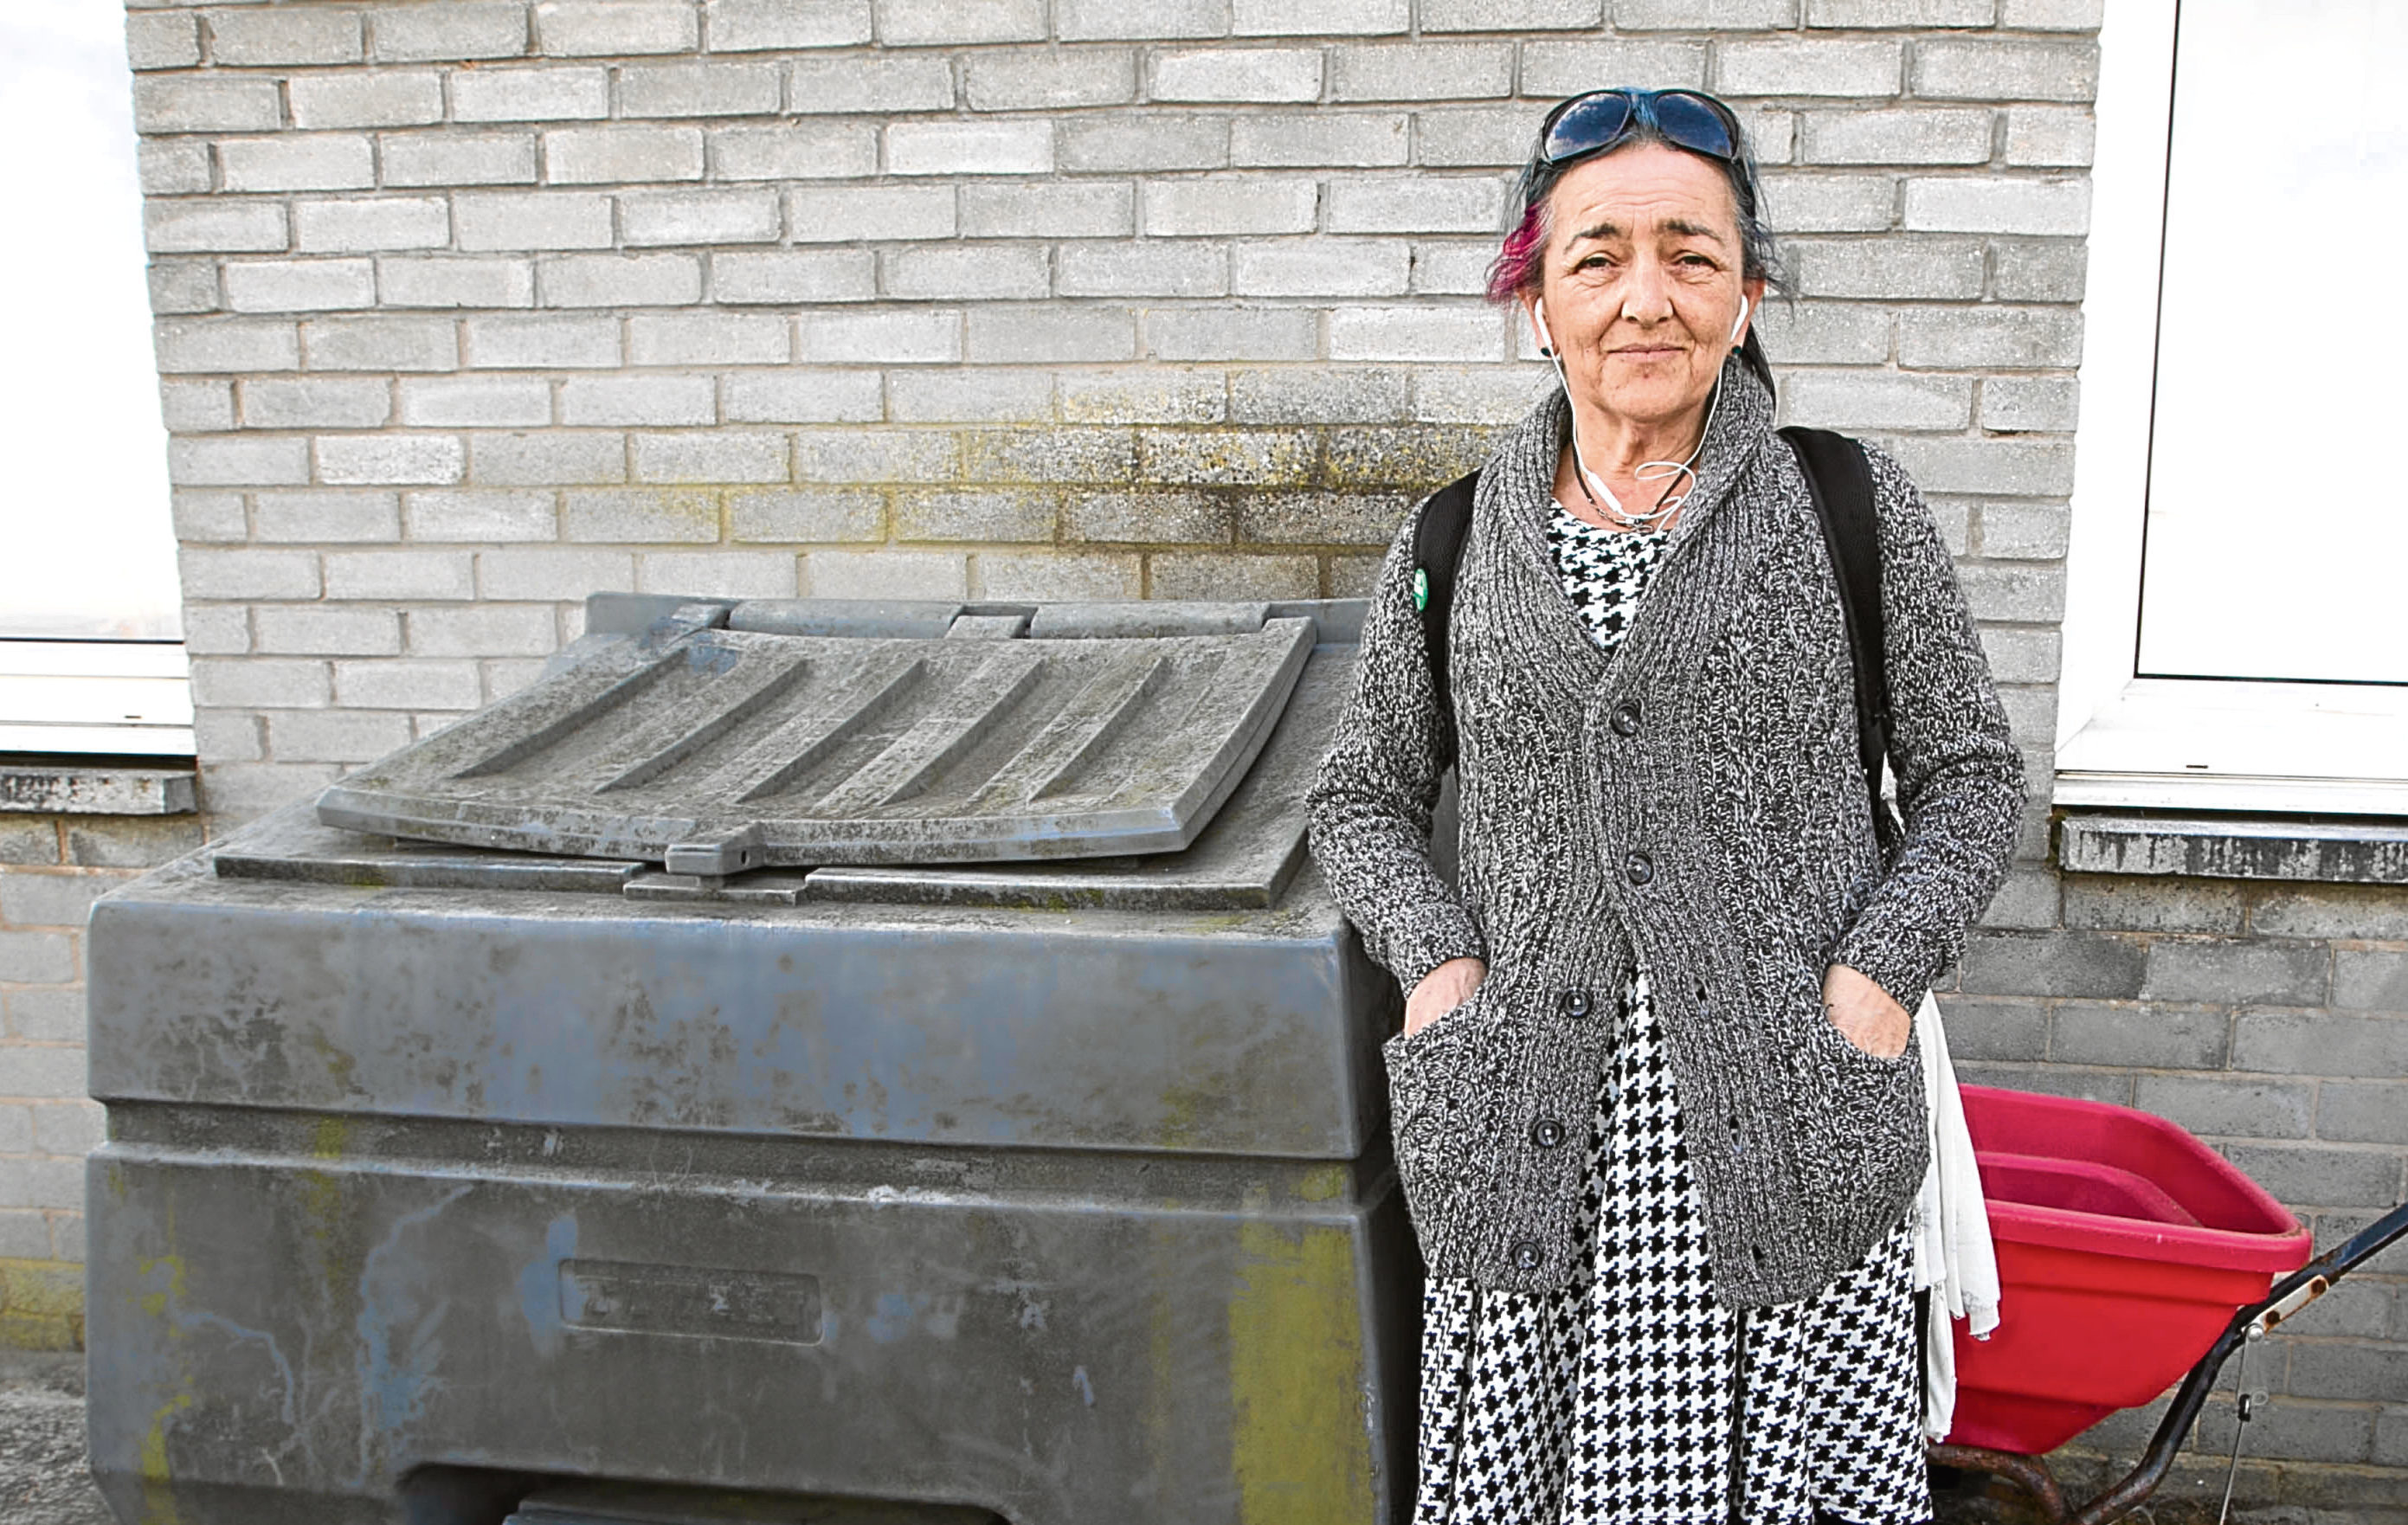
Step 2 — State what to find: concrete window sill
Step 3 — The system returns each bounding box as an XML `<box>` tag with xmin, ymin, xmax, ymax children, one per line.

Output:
<box><xmin>2058</xmin><ymin>813</ymin><xmax>2408</xmax><ymax>885</ymax></box>
<box><xmin>0</xmin><ymin>763</ymin><xmax>196</xmax><ymax>816</ymax></box>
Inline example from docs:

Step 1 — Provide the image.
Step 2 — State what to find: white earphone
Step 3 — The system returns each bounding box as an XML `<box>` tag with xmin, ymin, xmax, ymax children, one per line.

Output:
<box><xmin>1729</xmin><ymin>293</ymin><xmax>1751</xmax><ymax>343</ymax></box>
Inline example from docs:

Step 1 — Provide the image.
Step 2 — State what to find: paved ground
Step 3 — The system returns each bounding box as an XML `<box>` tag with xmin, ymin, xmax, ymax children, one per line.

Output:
<box><xmin>0</xmin><ymin>1353</ymin><xmax>2369</xmax><ymax>1525</ymax></box>
<box><xmin>0</xmin><ymin>1356</ymin><xmax>2053</xmax><ymax>1525</ymax></box>
<box><xmin>0</xmin><ymin>1352</ymin><xmax>114</xmax><ymax>1525</ymax></box>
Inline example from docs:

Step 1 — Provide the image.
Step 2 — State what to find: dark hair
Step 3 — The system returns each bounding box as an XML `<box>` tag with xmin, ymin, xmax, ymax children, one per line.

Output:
<box><xmin>1485</xmin><ymin>91</ymin><xmax>1785</xmax><ymax>390</ymax></box>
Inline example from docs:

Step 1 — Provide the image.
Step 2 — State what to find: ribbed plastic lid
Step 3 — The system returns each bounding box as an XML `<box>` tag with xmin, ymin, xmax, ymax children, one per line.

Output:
<box><xmin>316</xmin><ymin>602</ymin><xmax>1314</xmax><ymax>872</ymax></box>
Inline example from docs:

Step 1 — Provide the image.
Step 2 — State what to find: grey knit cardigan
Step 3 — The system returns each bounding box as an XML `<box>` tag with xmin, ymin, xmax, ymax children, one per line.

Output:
<box><xmin>1305</xmin><ymin>357</ymin><xmax>2025</xmax><ymax>1309</ymax></box>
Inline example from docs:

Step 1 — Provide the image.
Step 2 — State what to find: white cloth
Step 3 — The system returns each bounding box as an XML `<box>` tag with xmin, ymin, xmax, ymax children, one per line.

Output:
<box><xmin>1911</xmin><ymin>989</ymin><xmax>2001</xmax><ymax>1440</ymax></box>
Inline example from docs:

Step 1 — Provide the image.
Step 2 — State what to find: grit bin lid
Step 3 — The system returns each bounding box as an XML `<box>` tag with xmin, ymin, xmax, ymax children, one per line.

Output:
<box><xmin>313</xmin><ymin>597</ymin><xmax>1317</xmax><ymax>876</ymax></box>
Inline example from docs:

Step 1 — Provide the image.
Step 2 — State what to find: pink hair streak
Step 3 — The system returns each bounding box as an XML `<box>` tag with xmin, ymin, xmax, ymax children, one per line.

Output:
<box><xmin>1484</xmin><ymin>203</ymin><xmax>1548</xmax><ymax>305</ymax></box>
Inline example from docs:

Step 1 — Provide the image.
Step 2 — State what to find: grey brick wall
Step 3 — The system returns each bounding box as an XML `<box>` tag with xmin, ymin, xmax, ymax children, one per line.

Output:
<box><xmin>126</xmin><ymin>0</ymin><xmax>2098</xmax><ymax>822</ymax></box>
<box><xmin>1943</xmin><ymin>877</ymin><xmax>2408</xmax><ymax>1496</ymax></box>
<box><xmin>104</xmin><ymin>0</ymin><xmax>2408</xmax><ymax>1496</ymax></box>
<box><xmin>0</xmin><ymin>812</ymin><xmax>203</xmax><ymax>1327</ymax></box>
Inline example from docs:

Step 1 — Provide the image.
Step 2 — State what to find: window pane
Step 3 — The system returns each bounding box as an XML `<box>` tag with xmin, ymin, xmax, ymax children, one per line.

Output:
<box><xmin>0</xmin><ymin>1</ymin><xmax>181</xmax><ymax>640</ymax></box>
<box><xmin>2138</xmin><ymin>0</ymin><xmax>2408</xmax><ymax>685</ymax></box>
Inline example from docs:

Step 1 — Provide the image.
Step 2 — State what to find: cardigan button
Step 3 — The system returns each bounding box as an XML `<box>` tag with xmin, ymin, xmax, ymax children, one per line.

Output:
<box><xmin>1560</xmin><ymin>988</ymin><xmax>1593</xmax><ymax>1019</ymax></box>
<box><xmin>1510</xmin><ymin>1240</ymin><xmax>1543</xmax><ymax>1272</ymax></box>
<box><xmin>1610</xmin><ymin>698</ymin><xmax>1642</xmax><ymax>737</ymax></box>
<box><xmin>1530</xmin><ymin>1116</ymin><xmax>1567</xmax><ymax>1149</ymax></box>
<box><xmin>1625</xmin><ymin>852</ymin><xmax>1654</xmax><ymax>886</ymax></box>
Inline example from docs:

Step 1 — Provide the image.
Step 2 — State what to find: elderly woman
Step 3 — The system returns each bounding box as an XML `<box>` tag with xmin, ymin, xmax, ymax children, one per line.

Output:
<box><xmin>1307</xmin><ymin>87</ymin><xmax>2025</xmax><ymax>1524</ymax></box>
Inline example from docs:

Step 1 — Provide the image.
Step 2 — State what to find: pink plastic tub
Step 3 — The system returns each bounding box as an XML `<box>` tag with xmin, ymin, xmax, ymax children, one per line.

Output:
<box><xmin>1946</xmin><ymin>1086</ymin><xmax>2315</xmax><ymax>1456</ymax></box>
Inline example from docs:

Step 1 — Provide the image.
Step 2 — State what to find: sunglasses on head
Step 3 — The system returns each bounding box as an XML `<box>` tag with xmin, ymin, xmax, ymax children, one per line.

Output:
<box><xmin>1540</xmin><ymin>87</ymin><xmax>1741</xmax><ymax>170</ymax></box>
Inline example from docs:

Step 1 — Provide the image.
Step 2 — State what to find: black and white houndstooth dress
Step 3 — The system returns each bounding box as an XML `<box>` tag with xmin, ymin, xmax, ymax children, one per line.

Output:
<box><xmin>1406</xmin><ymin>503</ymin><xmax>1931</xmax><ymax>1525</ymax></box>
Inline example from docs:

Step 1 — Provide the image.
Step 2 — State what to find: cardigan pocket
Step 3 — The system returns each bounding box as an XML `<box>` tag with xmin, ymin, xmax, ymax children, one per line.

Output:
<box><xmin>1383</xmin><ymin>983</ymin><xmax>1498</xmax><ymax>1272</ymax></box>
<box><xmin>1793</xmin><ymin>1010</ymin><xmax>1929</xmax><ymax>1248</ymax></box>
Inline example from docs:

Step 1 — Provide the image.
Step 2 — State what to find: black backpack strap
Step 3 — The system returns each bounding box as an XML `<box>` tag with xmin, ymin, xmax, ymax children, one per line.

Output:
<box><xmin>1779</xmin><ymin>426</ymin><xmax>1890</xmax><ymax>839</ymax></box>
<box><xmin>1412</xmin><ymin>469</ymin><xmax>1481</xmax><ymax>763</ymax></box>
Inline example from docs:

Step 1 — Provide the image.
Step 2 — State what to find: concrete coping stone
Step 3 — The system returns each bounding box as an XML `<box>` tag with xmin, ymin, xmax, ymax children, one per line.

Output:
<box><xmin>0</xmin><ymin>762</ymin><xmax>196</xmax><ymax>816</ymax></box>
<box><xmin>2060</xmin><ymin>813</ymin><xmax>2408</xmax><ymax>885</ymax></box>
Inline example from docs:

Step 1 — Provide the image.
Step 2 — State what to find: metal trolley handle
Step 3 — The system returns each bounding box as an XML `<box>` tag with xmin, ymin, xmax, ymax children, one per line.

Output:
<box><xmin>1931</xmin><ymin>1196</ymin><xmax>2408</xmax><ymax>1525</ymax></box>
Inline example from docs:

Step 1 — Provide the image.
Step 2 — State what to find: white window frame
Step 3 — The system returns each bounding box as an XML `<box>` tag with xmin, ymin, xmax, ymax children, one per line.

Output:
<box><xmin>2056</xmin><ymin>0</ymin><xmax>2408</xmax><ymax>815</ymax></box>
<box><xmin>0</xmin><ymin>641</ymin><xmax>195</xmax><ymax>759</ymax></box>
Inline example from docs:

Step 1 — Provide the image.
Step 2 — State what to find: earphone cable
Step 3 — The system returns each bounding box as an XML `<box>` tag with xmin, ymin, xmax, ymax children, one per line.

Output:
<box><xmin>1536</xmin><ymin>295</ymin><xmax>1744</xmax><ymax>531</ymax></box>
<box><xmin>1547</xmin><ymin>353</ymin><xmax>1724</xmax><ymax>531</ymax></box>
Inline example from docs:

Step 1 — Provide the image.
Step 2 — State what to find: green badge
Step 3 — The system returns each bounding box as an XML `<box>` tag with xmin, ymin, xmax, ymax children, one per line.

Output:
<box><xmin>1412</xmin><ymin>567</ymin><xmax>1429</xmax><ymax>612</ymax></box>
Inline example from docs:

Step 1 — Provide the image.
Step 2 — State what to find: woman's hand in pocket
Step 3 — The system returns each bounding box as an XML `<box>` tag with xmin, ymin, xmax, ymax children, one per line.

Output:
<box><xmin>1405</xmin><ymin>956</ymin><xmax>1487</xmax><ymax>1039</ymax></box>
<box><xmin>1822</xmin><ymin>964</ymin><xmax>1912</xmax><ymax>1058</ymax></box>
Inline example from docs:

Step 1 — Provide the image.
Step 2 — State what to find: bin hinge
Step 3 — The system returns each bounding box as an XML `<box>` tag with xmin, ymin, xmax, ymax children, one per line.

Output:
<box><xmin>664</xmin><ymin>825</ymin><xmax>764</xmax><ymax>877</ymax></box>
